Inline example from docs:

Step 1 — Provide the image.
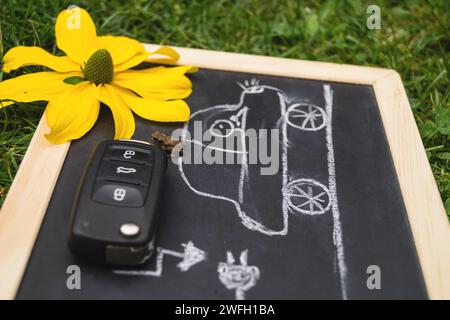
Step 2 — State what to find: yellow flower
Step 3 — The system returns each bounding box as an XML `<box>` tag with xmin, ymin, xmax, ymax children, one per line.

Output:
<box><xmin>0</xmin><ymin>7</ymin><xmax>197</xmax><ymax>144</ymax></box>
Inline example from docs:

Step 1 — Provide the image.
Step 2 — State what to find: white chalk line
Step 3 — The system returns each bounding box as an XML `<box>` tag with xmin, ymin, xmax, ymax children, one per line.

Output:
<box><xmin>324</xmin><ymin>84</ymin><xmax>348</xmax><ymax>300</ymax></box>
<box><xmin>184</xmin><ymin>138</ymin><xmax>247</xmax><ymax>155</ymax></box>
<box><xmin>113</xmin><ymin>248</ymin><xmax>182</xmax><ymax>277</ymax></box>
<box><xmin>238</xmin><ymin>107</ymin><xmax>249</xmax><ymax>204</ymax></box>
<box><xmin>113</xmin><ymin>241</ymin><xmax>206</xmax><ymax>277</ymax></box>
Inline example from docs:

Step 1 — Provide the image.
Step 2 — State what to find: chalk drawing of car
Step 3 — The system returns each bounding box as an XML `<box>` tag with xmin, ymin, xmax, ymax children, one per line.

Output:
<box><xmin>177</xmin><ymin>79</ymin><xmax>332</xmax><ymax>236</ymax></box>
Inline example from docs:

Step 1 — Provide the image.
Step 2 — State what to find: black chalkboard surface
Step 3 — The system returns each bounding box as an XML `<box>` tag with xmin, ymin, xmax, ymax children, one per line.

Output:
<box><xmin>17</xmin><ymin>69</ymin><xmax>427</xmax><ymax>299</ymax></box>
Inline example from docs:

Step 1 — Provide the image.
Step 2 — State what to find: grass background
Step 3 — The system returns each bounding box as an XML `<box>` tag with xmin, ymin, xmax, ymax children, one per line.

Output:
<box><xmin>0</xmin><ymin>0</ymin><xmax>449</xmax><ymax>216</ymax></box>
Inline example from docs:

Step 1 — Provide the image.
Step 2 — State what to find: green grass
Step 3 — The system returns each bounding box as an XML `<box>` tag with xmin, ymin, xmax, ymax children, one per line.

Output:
<box><xmin>0</xmin><ymin>0</ymin><xmax>449</xmax><ymax>216</ymax></box>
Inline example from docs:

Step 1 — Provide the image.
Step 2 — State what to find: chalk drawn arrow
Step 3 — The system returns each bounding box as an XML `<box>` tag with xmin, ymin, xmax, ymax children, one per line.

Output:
<box><xmin>113</xmin><ymin>241</ymin><xmax>206</xmax><ymax>277</ymax></box>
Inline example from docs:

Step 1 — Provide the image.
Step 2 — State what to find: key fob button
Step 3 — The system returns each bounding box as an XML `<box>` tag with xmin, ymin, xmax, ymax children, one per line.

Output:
<box><xmin>92</xmin><ymin>182</ymin><xmax>145</xmax><ymax>207</ymax></box>
<box><xmin>104</xmin><ymin>145</ymin><xmax>153</xmax><ymax>164</ymax></box>
<box><xmin>120</xmin><ymin>223</ymin><xmax>141</xmax><ymax>238</ymax></box>
<box><xmin>97</xmin><ymin>160</ymin><xmax>152</xmax><ymax>185</ymax></box>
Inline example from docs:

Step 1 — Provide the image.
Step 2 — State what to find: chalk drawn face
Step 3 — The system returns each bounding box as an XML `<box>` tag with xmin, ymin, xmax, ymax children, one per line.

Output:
<box><xmin>218</xmin><ymin>264</ymin><xmax>259</xmax><ymax>290</ymax></box>
<box><xmin>217</xmin><ymin>251</ymin><xmax>260</xmax><ymax>300</ymax></box>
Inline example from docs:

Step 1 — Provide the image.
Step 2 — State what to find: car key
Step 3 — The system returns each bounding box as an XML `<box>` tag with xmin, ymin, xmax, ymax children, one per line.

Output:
<box><xmin>68</xmin><ymin>139</ymin><xmax>167</xmax><ymax>266</ymax></box>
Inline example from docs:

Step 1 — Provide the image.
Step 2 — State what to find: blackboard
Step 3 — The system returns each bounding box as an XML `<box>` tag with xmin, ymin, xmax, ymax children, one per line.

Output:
<box><xmin>15</xmin><ymin>68</ymin><xmax>428</xmax><ymax>299</ymax></box>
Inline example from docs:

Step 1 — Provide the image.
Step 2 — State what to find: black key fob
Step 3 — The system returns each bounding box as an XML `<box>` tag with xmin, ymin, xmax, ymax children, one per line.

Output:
<box><xmin>68</xmin><ymin>139</ymin><xmax>167</xmax><ymax>266</ymax></box>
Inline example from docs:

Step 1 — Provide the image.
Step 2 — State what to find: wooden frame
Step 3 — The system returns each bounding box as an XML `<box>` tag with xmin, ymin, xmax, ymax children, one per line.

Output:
<box><xmin>0</xmin><ymin>45</ymin><xmax>448</xmax><ymax>300</ymax></box>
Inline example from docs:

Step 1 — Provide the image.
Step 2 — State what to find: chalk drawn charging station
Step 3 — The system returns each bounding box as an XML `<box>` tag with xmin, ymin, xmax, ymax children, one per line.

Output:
<box><xmin>0</xmin><ymin>45</ymin><xmax>449</xmax><ymax>299</ymax></box>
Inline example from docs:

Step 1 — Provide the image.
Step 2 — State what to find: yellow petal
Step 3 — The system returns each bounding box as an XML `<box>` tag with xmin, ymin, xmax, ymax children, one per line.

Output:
<box><xmin>96</xmin><ymin>84</ymin><xmax>135</xmax><ymax>139</ymax></box>
<box><xmin>55</xmin><ymin>7</ymin><xmax>97</xmax><ymax>65</ymax></box>
<box><xmin>0</xmin><ymin>71</ymin><xmax>83</xmax><ymax>107</ymax></box>
<box><xmin>0</xmin><ymin>100</ymin><xmax>13</xmax><ymax>108</ymax></box>
<box><xmin>2</xmin><ymin>46</ymin><xmax>80</xmax><ymax>73</ymax></box>
<box><xmin>114</xmin><ymin>51</ymin><xmax>149</xmax><ymax>73</ymax></box>
<box><xmin>127</xmin><ymin>65</ymin><xmax>198</xmax><ymax>74</ymax></box>
<box><xmin>113</xmin><ymin>66</ymin><xmax>194</xmax><ymax>100</ymax></box>
<box><xmin>144</xmin><ymin>46</ymin><xmax>180</xmax><ymax>65</ymax></box>
<box><xmin>45</xmin><ymin>82</ymin><xmax>99</xmax><ymax>144</ymax></box>
<box><xmin>96</xmin><ymin>36</ymin><xmax>146</xmax><ymax>68</ymax></box>
<box><xmin>113</xmin><ymin>84</ymin><xmax>190</xmax><ymax>122</ymax></box>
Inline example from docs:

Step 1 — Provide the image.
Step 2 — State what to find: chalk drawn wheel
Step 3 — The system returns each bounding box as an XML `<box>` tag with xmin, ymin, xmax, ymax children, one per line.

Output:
<box><xmin>286</xmin><ymin>103</ymin><xmax>327</xmax><ymax>131</ymax></box>
<box><xmin>285</xmin><ymin>179</ymin><xmax>331</xmax><ymax>215</ymax></box>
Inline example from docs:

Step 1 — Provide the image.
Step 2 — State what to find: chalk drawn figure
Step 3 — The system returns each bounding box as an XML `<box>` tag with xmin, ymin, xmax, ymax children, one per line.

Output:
<box><xmin>177</xmin><ymin>81</ymin><xmax>349</xmax><ymax>299</ymax></box>
<box><xmin>218</xmin><ymin>250</ymin><xmax>260</xmax><ymax>300</ymax></box>
<box><xmin>113</xmin><ymin>241</ymin><xmax>206</xmax><ymax>277</ymax></box>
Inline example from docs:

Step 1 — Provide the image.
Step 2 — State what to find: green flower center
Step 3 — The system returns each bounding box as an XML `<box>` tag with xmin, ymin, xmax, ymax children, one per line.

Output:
<box><xmin>83</xmin><ymin>49</ymin><xmax>113</xmax><ymax>85</ymax></box>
